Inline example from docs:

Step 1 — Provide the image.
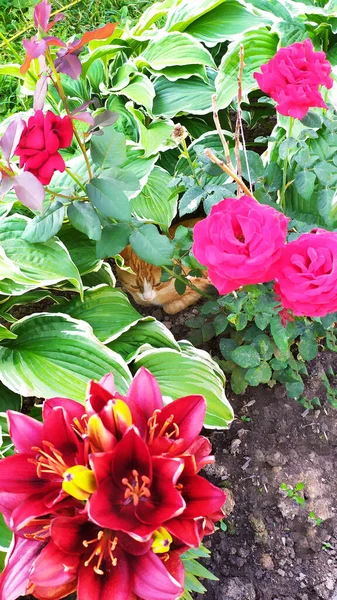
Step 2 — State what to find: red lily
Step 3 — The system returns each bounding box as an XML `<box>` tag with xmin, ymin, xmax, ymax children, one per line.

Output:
<box><xmin>88</xmin><ymin>427</ymin><xmax>186</xmax><ymax>539</ymax></box>
<box><xmin>0</xmin><ymin>400</ymin><xmax>90</xmax><ymax>532</ymax></box>
<box><xmin>86</xmin><ymin>367</ymin><xmax>207</xmax><ymax>457</ymax></box>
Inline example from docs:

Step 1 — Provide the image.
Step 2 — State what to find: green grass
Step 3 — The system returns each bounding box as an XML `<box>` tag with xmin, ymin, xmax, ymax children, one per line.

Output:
<box><xmin>0</xmin><ymin>0</ymin><xmax>151</xmax><ymax>118</ymax></box>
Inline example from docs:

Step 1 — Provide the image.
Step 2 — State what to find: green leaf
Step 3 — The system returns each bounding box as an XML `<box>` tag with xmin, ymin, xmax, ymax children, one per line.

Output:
<box><xmin>286</xmin><ymin>380</ymin><xmax>304</xmax><ymax>399</ymax></box>
<box><xmin>185</xmin><ymin>1</ymin><xmax>269</xmax><ymax>46</ymax></box>
<box><xmin>213</xmin><ymin>313</ymin><xmax>228</xmax><ymax>334</ymax></box>
<box><xmin>253</xmin><ymin>334</ymin><xmax>274</xmax><ymax>360</ymax></box>
<box><xmin>59</xmin><ymin>285</ymin><xmax>143</xmax><ymax>344</ymax></box>
<box><xmin>175</xmin><ymin>279</ymin><xmax>187</xmax><ymax>295</ymax></box>
<box><xmin>216</xmin><ymin>28</ymin><xmax>278</xmax><ymax>109</ymax></box>
<box><xmin>165</xmin><ymin>0</ymin><xmax>226</xmax><ymax>31</ymax></box>
<box><xmin>179</xmin><ymin>186</ymin><xmax>204</xmax><ymax>217</ymax></box>
<box><xmin>22</xmin><ymin>201</ymin><xmax>65</xmax><ymax>243</ymax></box>
<box><xmin>133</xmin><ymin>342</ymin><xmax>233</xmax><ymax>428</ymax></box>
<box><xmin>131</xmin><ymin>167</ymin><xmax>178</xmax><ymax>229</ymax></box>
<box><xmin>153</xmin><ymin>71</ymin><xmax>216</xmax><ymax>118</ymax></box>
<box><xmin>0</xmin><ymin>382</ymin><xmax>22</xmax><ymax>412</ymax></box>
<box><xmin>299</xmin><ymin>331</ymin><xmax>318</xmax><ymax>361</ymax></box>
<box><xmin>0</xmin><ymin>513</ymin><xmax>12</xmax><ymax>551</ymax></box>
<box><xmin>130</xmin><ymin>224</ymin><xmax>173</xmax><ymax>266</ymax></box>
<box><xmin>0</xmin><ymin>215</ymin><xmax>82</xmax><ymax>295</ymax></box>
<box><xmin>116</xmin><ymin>74</ymin><xmax>155</xmax><ymax>112</ymax></box>
<box><xmin>270</xmin><ymin>315</ymin><xmax>289</xmax><ymax>354</ymax></box>
<box><xmin>294</xmin><ymin>171</ymin><xmax>316</xmax><ymax>201</ymax></box>
<box><xmin>96</xmin><ymin>223</ymin><xmax>132</xmax><ymax>258</ymax></box>
<box><xmin>140</xmin><ymin>32</ymin><xmax>215</xmax><ymax>70</ymax></box>
<box><xmin>231</xmin><ymin>366</ymin><xmax>248</xmax><ymax>394</ymax></box>
<box><xmin>86</xmin><ymin>178</ymin><xmax>132</xmax><ymax>222</ymax></box>
<box><xmin>90</xmin><ymin>126</ymin><xmax>126</xmax><ymax>169</ymax></box>
<box><xmin>245</xmin><ymin>362</ymin><xmax>272</xmax><ymax>386</ymax></box>
<box><xmin>108</xmin><ymin>318</ymin><xmax>180</xmax><ymax>362</ymax></box>
<box><xmin>0</xmin><ymin>324</ymin><xmax>17</xmax><ymax>341</ymax></box>
<box><xmin>220</xmin><ymin>338</ymin><xmax>238</xmax><ymax>359</ymax></box>
<box><xmin>127</xmin><ymin>107</ymin><xmax>174</xmax><ymax>158</ymax></box>
<box><xmin>0</xmin><ymin>313</ymin><xmax>132</xmax><ymax>400</ymax></box>
<box><xmin>255</xmin><ymin>313</ymin><xmax>271</xmax><ymax>330</ymax></box>
<box><xmin>67</xmin><ymin>202</ymin><xmax>101</xmax><ymax>241</ymax></box>
<box><xmin>231</xmin><ymin>345</ymin><xmax>261</xmax><ymax>368</ymax></box>
<box><xmin>82</xmin><ymin>262</ymin><xmax>116</xmax><ymax>288</ymax></box>
<box><xmin>58</xmin><ymin>224</ymin><xmax>101</xmax><ymax>276</ymax></box>
<box><xmin>81</xmin><ymin>41</ymin><xmax>132</xmax><ymax>77</ymax></box>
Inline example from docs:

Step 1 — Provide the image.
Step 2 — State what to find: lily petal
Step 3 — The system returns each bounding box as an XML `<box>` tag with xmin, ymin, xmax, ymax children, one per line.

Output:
<box><xmin>0</xmin><ymin>536</ymin><xmax>42</xmax><ymax>600</ymax></box>
<box><xmin>7</xmin><ymin>411</ymin><xmax>43</xmax><ymax>454</ymax></box>
<box><xmin>133</xmin><ymin>550</ymin><xmax>183</xmax><ymax>600</ymax></box>
<box><xmin>127</xmin><ymin>368</ymin><xmax>163</xmax><ymax>419</ymax></box>
<box><xmin>77</xmin><ymin>546</ymin><xmax>131</xmax><ymax>600</ymax></box>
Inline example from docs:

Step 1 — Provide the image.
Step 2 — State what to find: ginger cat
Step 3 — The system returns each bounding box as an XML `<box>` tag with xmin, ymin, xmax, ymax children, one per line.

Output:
<box><xmin>116</xmin><ymin>219</ymin><xmax>210</xmax><ymax>314</ymax></box>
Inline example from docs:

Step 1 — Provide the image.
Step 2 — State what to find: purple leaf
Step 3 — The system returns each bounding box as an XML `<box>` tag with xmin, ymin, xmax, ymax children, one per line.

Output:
<box><xmin>13</xmin><ymin>173</ymin><xmax>45</xmax><ymax>211</ymax></box>
<box><xmin>72</xmin><ymin>112</ymin><xmax>95</xmax><ymax>125</ymax></box>
<box><xmin>0</xmin><ymin>176</ymin><xmax>15</xmax><ymax>199</ymax></box>
<box><xmin>91</xmin><ymin>110</ymin><xmax>119</xmax><ymax>131</ymax></box>
<box><xmin>0</xmin><ymin>118</ymin><xmax>25</xmax><ymax>162</ymax></box>
<box><xmin>33</xmin><ymin>75</ymin><xmax>48</xmax><ymax>111</ymax></box>
<box><xmin>55</xmin><ymin>52</ymin><xmax>82</xmax><ymax>79</ymax></box>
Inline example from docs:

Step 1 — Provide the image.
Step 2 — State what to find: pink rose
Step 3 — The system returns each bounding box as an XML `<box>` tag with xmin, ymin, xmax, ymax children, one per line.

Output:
<box><xmin>192</xmin><ymin>196</ymin><xmax>289</xmax><ymax>295</ymax></box>
<box><xmin>15</xmin><ymin>110</ymin><xmax>73</xmax><ymax>185</ymax></box>
<box><xmin>254</xmin><ymin>39</ymin><xmax>333</xmax><ymax>119</ymax></box>
<box><xmin>275</xmin><ymin>230</ymin><xmax>337</xmax><ymax>317</ymax></box>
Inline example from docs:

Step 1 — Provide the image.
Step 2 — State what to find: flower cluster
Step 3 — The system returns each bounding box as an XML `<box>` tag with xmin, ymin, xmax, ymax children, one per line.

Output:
<box><xmin>192</xmin><ymin>196</ymin><xmax>337</xmax><ymax>319</ymax></box>
<box><xmin>0</xmin><ymin>368</ymin><xmax>225</xmax><ymax>600</ymax></box>
<box><xmin>254</xmin><ymin>38</ymin><xmax>333</xmax><ymax>119</ymax></box>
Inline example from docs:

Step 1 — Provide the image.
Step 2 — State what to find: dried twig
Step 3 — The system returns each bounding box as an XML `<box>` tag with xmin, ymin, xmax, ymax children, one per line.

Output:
<box><xmin>234</xmin><ymin>45</ymin><xmax>244</xmax><ymax>196</ymax></box>
<box><xmin>212</xmin><ymin>94</ymin><xmax>233</xmax><ymax>169</ymax></box>
<box><xmin>204</xmin><ymin>148</ymin><xmax>256</xmax><ymax>200</ymax></box>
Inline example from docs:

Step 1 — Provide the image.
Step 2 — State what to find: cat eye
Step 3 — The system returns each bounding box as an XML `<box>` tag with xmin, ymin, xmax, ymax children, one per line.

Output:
<box><xmin>153</xmin><ymin>283</ymin><xmax>162</xmax><ymax>289</ymax></box>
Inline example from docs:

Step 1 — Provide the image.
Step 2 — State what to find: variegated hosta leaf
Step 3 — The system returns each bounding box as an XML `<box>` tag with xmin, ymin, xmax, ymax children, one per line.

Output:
<box><xmin>0</xmin><ymin>215</ymin><xmax>82</xmax><ymax>296</ymax></box>
<box><xmin>0</xmin><ymin>313</ymin><xmax>132</xmax><ymax>400</ymax></box>
<box><xmin>133</xmin><ymin>341</ymin><xmax>234</xmax><ymax>428</ymax></box>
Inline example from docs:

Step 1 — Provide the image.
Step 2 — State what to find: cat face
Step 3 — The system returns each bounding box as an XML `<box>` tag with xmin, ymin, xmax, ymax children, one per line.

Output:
<box><xmin>116</xmin><ymin>246</ymin><xmax>173</xmax><ymax>306</ymax></box>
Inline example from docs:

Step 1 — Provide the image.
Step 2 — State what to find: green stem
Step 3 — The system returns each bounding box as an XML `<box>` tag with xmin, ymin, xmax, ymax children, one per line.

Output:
<box><xmin>65</xmin><ymin>168</ymin><xmax>87</xmax><ymax>193</ymax></box>
<box><xmin>161</xmin><ymin>265</ymin><xmax>214</xmax><ymax>300</ymax></box>
<box><xmin>0</xmin><ymin>30</ymin><xmax>22</xmax><ymax>62</ymax></box>
<box><xmin>181</xmin><ymin>139</ymin><xmax>202</xmax><ymax>186</ymax></box>
<box><xmin>280</xmin><ymin>116</ymin><xmax>294</xmax><ymax>211</ymax></box>
<box><xmin>45</xmin><ymin>188</ymin><xmax>77</xmax><ymax>200</ymax></box>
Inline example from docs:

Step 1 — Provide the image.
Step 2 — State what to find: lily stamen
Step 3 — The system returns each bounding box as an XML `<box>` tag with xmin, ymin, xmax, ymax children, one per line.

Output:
<box><xmin>29</xmin><ymin>442</ymin><xmax>68</xmax><ymax>477</ymax></box>
<box><xmin>72</xmin><ymin>415</ymin><xmax>88</xmax><ymax>438</ymax></box>
<box><xmin>147</xmin><ymin>411</ymin><xmax>180</xmax><ymax>444</ymax></box>
<box><xmin>122</xmin><ymin>469</ymin><xmax>151</xmax><ymax>506</ymax></box>
<box><xmin>83</xmin><ymin>531</ymin><xmax>118</xmax><ymax>575</ymax></box>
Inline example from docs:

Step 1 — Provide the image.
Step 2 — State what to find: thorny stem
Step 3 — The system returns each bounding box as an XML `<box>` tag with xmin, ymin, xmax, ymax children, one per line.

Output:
<box><xmin>211</xmin><ymin>94</ymin><xmax>233</xmax><ymax>169</ymax></box>
<box><xmin>44</xmin><ymin>188</ymin><xmax>82</xmax><ymax>200</ymax></box>
<box><xmin>161</xmin><ymin>265</ymin><xmax>214</xmax><ymax>300</ymax></box>
<box><xmin>280</xmin><ymin>117</ymin><xmax>294</xmax><ymax>210</ymax></box>
<box><xmin>234</xmin><ymin>44</ymin><xmax>244</xmax><ymax>197</ymax></box>
<box><xmin>46</xmin><ymin>51</ymin><xmax>93</xmax><ymax>181</ymax></box>
<box><xmin>204</xmin><ymin>149</ymin><xmax>257</xmax><ymax>200</ymax></box>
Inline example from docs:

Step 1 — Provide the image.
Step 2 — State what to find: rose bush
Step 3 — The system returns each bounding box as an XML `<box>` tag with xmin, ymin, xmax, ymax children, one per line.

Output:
<box><xmin>254</xmin><ymin>38</ymin><xmax>333</xmax><ymax>119</ymax></box>
<box><xmin>192</xmin><ymin>196</ymin><xmax>289</xmax><ymax>295</ymax></box>
<box><xmin>275</xmin><ymin>230</ymin><xmax>337</xmax><ymax>318</ymax></box>
<box><xmin>0</xmin><ymin>368</ymin><xmax>226</xmax><ymax>600</ymax></box>
<box><xmin>14</xmin><ymin>110</ymin><xmax>73</xmax><ymax>185</ymax></box>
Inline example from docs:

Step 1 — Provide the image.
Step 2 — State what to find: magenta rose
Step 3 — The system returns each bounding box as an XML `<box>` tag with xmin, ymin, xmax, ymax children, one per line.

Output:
<box><xmin>15</xmin><ymin>110</ymin><xmax>73</xmax><ymax>185</ymax></box>
<box><xmin>275</xmin><ymin>230</ymin><xmax>337</xmax><ymax>317</ymax></box>
<box><xmin>254</xmin><ymin>39</ymin><xmax>333</xmax><ymax>119</ymax></box>
<box><xmin>192</xmin><ymin>196</ymin><xmax>289</xmax><ymax>295</ymax></box>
